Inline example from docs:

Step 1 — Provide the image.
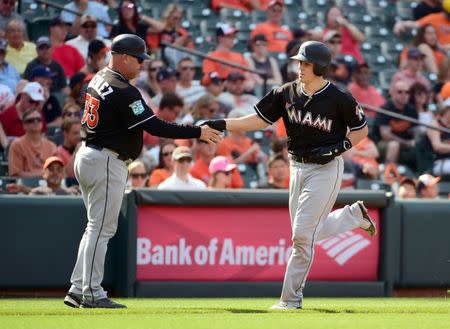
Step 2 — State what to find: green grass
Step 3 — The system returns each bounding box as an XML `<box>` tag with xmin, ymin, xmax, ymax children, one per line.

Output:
<box><xmin>0</xmin><ymin>298</ymin><xmax>449</xmax><ymax>329</ymax></box>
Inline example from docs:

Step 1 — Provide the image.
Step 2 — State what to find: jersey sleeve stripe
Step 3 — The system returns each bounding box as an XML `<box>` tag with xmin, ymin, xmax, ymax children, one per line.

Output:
<box><xmin>349</xmin><ymin>121</ymin><xmax>367</xmax><ymax>131</ymax></box>
<box><xmin>128</xmin><ymin>115</ymin><xmax>156</xmax><ymax>130</ymax></box>
<box><xmin>254</xmin><ymin>105</ymin><xmax>274</xmax><ymax>125</ymax></box>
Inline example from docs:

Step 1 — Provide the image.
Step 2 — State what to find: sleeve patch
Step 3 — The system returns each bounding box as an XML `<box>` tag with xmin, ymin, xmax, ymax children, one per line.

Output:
<box><xmin>129</xmin><ymin>100</ymin><xmax>145</xmax><ymax>115</ymax></box>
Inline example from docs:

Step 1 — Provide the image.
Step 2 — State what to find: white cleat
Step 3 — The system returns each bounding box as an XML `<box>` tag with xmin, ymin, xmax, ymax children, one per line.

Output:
<box><xmin>270</xmin><ymin>301</ymin><xmax>302</xmax><ymax>310</ymax></box>
<box><xmin>357</xmin><ymin>200</ymin><xmax>377</xmax><ymax>237</ymax></box>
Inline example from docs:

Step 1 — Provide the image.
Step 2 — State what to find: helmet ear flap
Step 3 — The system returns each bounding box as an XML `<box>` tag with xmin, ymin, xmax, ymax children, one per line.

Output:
<box><xmin>313</xmin><ymin>64</ymin><xmax>328</xmax><ymax>76</ymax></box>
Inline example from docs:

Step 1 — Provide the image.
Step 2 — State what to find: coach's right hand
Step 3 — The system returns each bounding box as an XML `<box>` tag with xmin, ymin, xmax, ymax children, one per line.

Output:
<box><xmin>199</xmin><ymin>125</ymin><xmax>222</xmax><ymax>144</ymax></box>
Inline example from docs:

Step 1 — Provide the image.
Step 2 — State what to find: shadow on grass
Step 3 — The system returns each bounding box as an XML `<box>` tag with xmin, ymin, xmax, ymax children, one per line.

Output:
<box><xmin>309</xmin><ymin>308</ymin><xmax>359</xmax><ymax>314</ymax></box>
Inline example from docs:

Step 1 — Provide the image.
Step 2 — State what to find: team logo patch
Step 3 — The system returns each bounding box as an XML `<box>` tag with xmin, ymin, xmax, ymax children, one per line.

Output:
<box><xmin>355</xmin><ymin>104</ymin><xmax>365</xmax><ymax>121</ymax></box>
<box><xmin>129</xmin><ymin>100</ymin><xmax>145</xmax><ymax>115</ymax></box>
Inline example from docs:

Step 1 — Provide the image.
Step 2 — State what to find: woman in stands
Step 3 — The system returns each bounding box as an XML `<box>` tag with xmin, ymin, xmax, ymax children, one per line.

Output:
<box><xmin>147</xmin><ymin>140</ymin><xmax>176</xmax><ymax>188</ymax></box>
<box><xmin>321</xmin><ymin>5</ymin><xmax>366</xmax><ymax>63</ymax></box>
<box><xmin>182</xmin><ymin>93</ymin><xmax>220</xmax><ymax>125</ymax></box>
<box><xmin>400</xmin><ymin>24</ymin><xmax>448</xmax><ymax>74</ymax></box>
<box><xmin>208</xmin><ymin>156</ymin><xmax>236</xmax><ymax>189</ymax></box>
<box><xmin>246</xmin><ymin>34</ymin><xmax>282</xmax><ymax>97</ymax></box>
<box><xmin>409</xmin><ymin>82</ymin><xmax>434</xmax><ymax>134</ymax></box>
<box><xmin>109</xmin><ymin>0</ymin><xmax>163</xmax><ymax>44</ymax></box>
<box><xmin>427</xmin><ymin>103</ymin><xmax>450</xmax><ymax>176</ymax></box>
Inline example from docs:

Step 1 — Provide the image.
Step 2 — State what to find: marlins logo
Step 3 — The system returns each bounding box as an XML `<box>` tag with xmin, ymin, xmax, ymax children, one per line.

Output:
<box><xmin>129</xmin><ymin>100</ymin><xmax>145</xmax><ymax>115</ymax></box>
<box><xmin>355</xmin><ymin>104</ymin><xmax>365</xmax><ymax>121</ymax></box>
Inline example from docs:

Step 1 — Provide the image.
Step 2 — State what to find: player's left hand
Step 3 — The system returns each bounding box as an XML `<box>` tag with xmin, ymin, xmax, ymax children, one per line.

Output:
<box><xmin>200</xmin><ymin>119</ymin><xmax>226</xmax><ymax>132</ymax></box>
<box><xmin>199</xmin><ymin>125</ymin><xmax>222</xmax><ymax>145</ymax></box>
<box><xmin>308</xmin><ymin>138</ymin><xmax>352</xmax><ymax>164</ymax></box>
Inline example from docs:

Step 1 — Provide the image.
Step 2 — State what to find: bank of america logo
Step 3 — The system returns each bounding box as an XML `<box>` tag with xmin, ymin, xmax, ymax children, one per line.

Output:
<box><xmin>316</xmin><ymin>231</ymin><xmax>370</xmax><ymax>265</ymax></box>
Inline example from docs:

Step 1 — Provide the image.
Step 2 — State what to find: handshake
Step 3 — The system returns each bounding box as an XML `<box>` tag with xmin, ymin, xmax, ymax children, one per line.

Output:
<box><xmin>200</xmin><ymin>119</ymin><xmax>227</xmax><ymax>132</ymax></box>
<box><xmin>198</xmin><ymin>119</ymin><xmax>227</xmax><ymax>144</ymax></box>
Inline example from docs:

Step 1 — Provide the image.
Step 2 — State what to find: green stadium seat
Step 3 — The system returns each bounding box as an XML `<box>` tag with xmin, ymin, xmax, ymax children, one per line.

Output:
<box><xmin>237</xmin><ymin>163</ymin><xmax>259</xmax><ymax>188</ymax></box>
<box><xmin>355</xmin><ymin>178</ymin><xmax>391</xmax><ymax>191</ymax></box>
<box><xmin>26</xmin><ymin>16</ymin><xmax>53</xmax><ymax>42</ymax></box>
<box><xmin>18</xmin><ymin>177</ymin><xmax>45</xmax><ymax>188</ymax></box>
<box><xmin>0</xmin><ymin>176</ymin><xmax>16</xmax><ymax>194</ymax></box>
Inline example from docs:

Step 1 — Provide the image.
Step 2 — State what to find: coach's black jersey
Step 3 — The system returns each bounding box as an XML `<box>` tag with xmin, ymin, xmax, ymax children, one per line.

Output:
<box><xmin>81</xmin><ymin>67</ymin><xmax>155</xmax><ymax>159</ymax></box>
<box><xmin>254</xmin><ymin>80</ymin><xmax>367</xmax><ymax>157</ymax></box>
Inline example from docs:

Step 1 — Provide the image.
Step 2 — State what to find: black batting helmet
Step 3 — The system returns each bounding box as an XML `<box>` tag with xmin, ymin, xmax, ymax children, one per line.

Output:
<box><xmin>111</xmin><ymin>34</ymin><xmax>151</xmax><ymax>61</ymax></box>
<box><xmin>291</xmin><ymin>41</ymin><xmax>332</xmax><ymax>76</ymax></box>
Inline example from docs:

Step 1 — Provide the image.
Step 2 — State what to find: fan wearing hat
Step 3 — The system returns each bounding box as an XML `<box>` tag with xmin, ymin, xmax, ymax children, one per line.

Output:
<box><xmin>0</xmin><ymin>37</ymin><xmax>19</xmax><ymax>93</ymax></box>
<box><xmin>61</xmin><ymin>0</ymin><xmax>112</xmax><ymax>39</ymax></box>
<box><xmin>247</xmin><ymin>33</ymin><xmax>283</xmax><ymax>94</ymax></box>
<box><xmin>151</xmin><ymin>67</ymin><xmax>178</xmax><ymax>107</ymax></box>
<box><xmin>250</xmin><ymin>0</ymin><xmax>293</xmax><ymax>53</ymax></box>
<box><xmin>23</xmin><ymin>36</ymin><xmax>68</xmax><ymax>94</ymax></box>
<box><xmin>49</xmin><ymin>17</ymin><xmax>85</xmax><ymax>79</ymax></box>
<box><xmin>417</xmin><ymin>173</ymin><xmax>441</xmax><ymax>198</ymax></box>
<box><xmin>391</xmin><ymin>47</ymin><xmax>431</xmax><ymax>90</ymax></box>
<box><xmin>397</xmin><ymin>177</ymin><xmax>417</xmax><ymax>199</ymax></box>
<box><xmin>202</xmin><ymin>23</ymin><xmax>256</xmax><ymax>91</ymax></box>
<box><xmin>0</xmin><ymin>81</ymin><xmax>46</xmax><ymax>137</ymax></box>
<box><xmin>208</xmin><ymin>155</ymin><xmax>236</xmax><ymax>189</ymax></box>
<box><xmin>80</xmin><ymin>39</ymin><xmax>110</xmax><ymax>74</ymax></box>
<box><xmin>157</xmin><ymin>146</ymin><xmax>207</xmax><ymax>190</ymax></box>
<box><xmin>66</xmin><ymin>14</ymin><xmax>112</xmax><ymax>60</ymax></box>
<box><xmin>218</xmin><ymin>71</ymin><xmax>259</xmax><ymax>115</ymax></box>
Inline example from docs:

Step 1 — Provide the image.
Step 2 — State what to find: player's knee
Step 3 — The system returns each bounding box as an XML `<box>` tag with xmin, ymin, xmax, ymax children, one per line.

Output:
<box><xmin>292</xmin><ymin>231</ymin><xmax>313</xmax><ymax>247</ymax></box>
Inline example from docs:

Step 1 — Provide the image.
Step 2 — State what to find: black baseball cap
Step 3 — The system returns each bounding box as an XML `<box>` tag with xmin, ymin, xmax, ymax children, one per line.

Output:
<box><xmin>216</xmin><ymin>23</ymin><xmax>238</xmax><ymax>37</ymax></box>
<box><xmin>50</xmin><ymin>17</ymin><xmax>68</xmax><ymax>27</ymax></box>
<box><xmin>88</xmin><ymin>39</ymin><xmax>107</xmax><ymax>56</ymax></box>
<box><xmin>36</xmin><ymin>36</ymin><xmax>51</xmax><ymax>48</ymax></box>
<box><xmin>31</xmin><ymin>65</ymin><xmax>55</xmax><ymax>79</ymax></box>
<box><xmin>156</xmin><ymin>67</ymin><xmax>177</xmax><ymax>82</ymax></box>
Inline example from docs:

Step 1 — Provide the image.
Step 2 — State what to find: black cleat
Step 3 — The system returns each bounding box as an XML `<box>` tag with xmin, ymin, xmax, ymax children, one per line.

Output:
<box><xmin>80</xmin><ymin>297</ymin><xmax>127</xmax><ymax>308</ymax></box>
<box><xmin>64</xmin><ymin>292</ymin><xmax>82</xmax><ymax>308</ymax></box>
<box><xmin>357</xmin><ymin>201</ymin><xmax>377</xmax><ymax>237</ymax></box>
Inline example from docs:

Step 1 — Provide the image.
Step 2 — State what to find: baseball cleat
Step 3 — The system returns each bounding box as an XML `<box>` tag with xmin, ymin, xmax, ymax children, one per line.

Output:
<box><xmin>80</xmin><ymin>297</ymin><xmax>127</xmax><ymax>308</ymax></box>
<box><xmin>270</xmin><ymin>301</ymin><xmax>302</xmax><ymax>310</ymax></box>
<box><xmin>357</xmin><ymin>201</ymin><xmax>377</xmax><ymax>237</ymax></box>
<box><xmin>63</xmin><ymin>292</ymin><xmax>82</xmax><ymax>308</ymax></box>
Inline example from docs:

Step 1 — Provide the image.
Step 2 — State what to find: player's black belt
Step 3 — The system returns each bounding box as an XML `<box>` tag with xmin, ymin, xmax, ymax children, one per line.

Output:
<box><xmin>289</xmin><ymin>154</ymin><xmax>315</xmax><ymax>164</ymax></box>
<box><xmin>85</xmin><ymin>142</ymin><xmax>131</xmax><ymax>163</ymax></box>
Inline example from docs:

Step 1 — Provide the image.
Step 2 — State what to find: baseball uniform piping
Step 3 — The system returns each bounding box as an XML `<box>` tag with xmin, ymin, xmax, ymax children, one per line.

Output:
<box><xmin>128</xmin><ymin>115</ymin><xmax>155</xmax><ymax>130</ymax></box>
<box><xmin>295</xmin><ymin>157</ymin><xmax>342</xmax><ymax>295</ymax></box>
<box><xmin>349</xmin><ymin>121</ymin><xmax>367</xmax><ymax>131</ymax></box>
<box><xmin>254</xmin><ymin>105</ymin><xmax>274</xmax><ymax>124</ymax></box>
<box><xmin>88</xmin><ymin>156</ymin><xmax>110</xmax><ymax>302</ymax></box>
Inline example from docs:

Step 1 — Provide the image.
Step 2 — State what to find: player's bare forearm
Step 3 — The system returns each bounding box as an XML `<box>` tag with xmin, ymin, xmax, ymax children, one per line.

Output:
<box><xmin>347</xmin><ymin>125</ymin><xmax>368</xmax><ymax>147</ymax></box>
<box><xmin>225</xmin><ymin>113</ymin><xmax>270</xmax><ymax>132</ymax></box>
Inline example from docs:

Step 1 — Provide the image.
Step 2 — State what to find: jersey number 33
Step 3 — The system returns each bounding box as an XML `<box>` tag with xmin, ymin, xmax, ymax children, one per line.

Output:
<box><xmin>81</xmin><ymin>93</ymin><xmax>100</xmax><ymax>129</ymax></box>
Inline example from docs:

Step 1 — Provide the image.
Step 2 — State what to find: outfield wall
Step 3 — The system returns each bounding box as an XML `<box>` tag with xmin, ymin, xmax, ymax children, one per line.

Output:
<box><xmin>0</xmin><ymin>190</ymin><xmax>449</xmax><ymax>297</ymax></box>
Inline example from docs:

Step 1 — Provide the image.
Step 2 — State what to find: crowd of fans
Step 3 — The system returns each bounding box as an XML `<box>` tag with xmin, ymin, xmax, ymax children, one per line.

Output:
<box><xmin>0</xmin><ymin>0</ymin><xmax>449</xmax><ymax>199</ymax></box>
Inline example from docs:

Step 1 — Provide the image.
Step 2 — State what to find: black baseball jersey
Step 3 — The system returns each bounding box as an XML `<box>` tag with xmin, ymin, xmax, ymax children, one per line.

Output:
<box><xmin>81</xmin><ymin>67</ymin><xmax>156</xmax><ymax>160</ymax></box>
<box><xmin>254</xmin><ymin>81</ymin><xmax>367</xmax><ymax>157</ymax></box>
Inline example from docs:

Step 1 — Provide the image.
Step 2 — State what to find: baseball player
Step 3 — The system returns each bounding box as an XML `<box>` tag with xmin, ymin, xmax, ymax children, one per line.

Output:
<box><xmin>63</xmin><ymin>34</ymin><xmax>221</xmax><ymax>309</ymax></box>
<box><xmin>203</xmin><ymin>41</ymin><xmax>376</xmax><ymax>310</ymax></box>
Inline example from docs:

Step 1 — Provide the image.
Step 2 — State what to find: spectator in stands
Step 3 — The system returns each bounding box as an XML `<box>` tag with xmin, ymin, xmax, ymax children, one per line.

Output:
<box><xmin>0</xmin><ymin>83</ymin><xmax>13</xmax><ymax>112</ymax></box>
<box><xmin>202</xmin><ymin>23</ymin><xmax>255</xmax><ymax>91</ymax></box>
<box><xmin>321</xmin><ymin>5</ymin><xmax>366</xmax><ymax>63</ymax></box>
<box><xmin>7</xmin><ymin>156</ymin><xmax>80</xmax><ymax>195</ymax></box>
<box><xmin>0</xmin><ymin>120</ymin><xmax>7</xmax><ymax>150</ymax></box>
<box><xmin>427</xmin><ymin>101</ymin><xmax>450</xmax><ymax>176</ymax></box>
<box><xmin>0</xmin><ymin>0</ymin><xmax>23</xmax><ymax>38</ymax></box>
<box><xmin>409</xmin><ymin>82</ymin><xmax>434</xmax><ymax>134</ymax></box>
<box><xmin>127</xmin><ymin>160</ymin><xmax>148</xmax><ymax>188</ymax></box>
<box><xmin>136</xmin><ymin>59</ymin><xmax>164</xmax><ymax>98</ymax></box>
<box><xmin>8</xmin><ymin>108</ymin><xmax>57</xmax><ymax>177</ymax></box>
<box><xmin>413</xmin><ymin>0</ymin><xmax>442</xmax><ymax>20</ymax></box>
<box><xmin>66</xmin><ymin>72</ymin><xmax>87</xmax><ymax>106</ymax></box>
<box><xmin>247</xmin><ymin>34</ymin><xmax>283</xmax><ymax>97</ymax></box>
<box><xmin>158</xmin><ymin>146</ymin><xmax>207</xmax><ymax>190</ymax></box>
<box><xmin>182</xmin><ymin>93</ymin><xmax>220</xmax><ymax>125</ymax></box>
<box><xmin>211</xmin><ymin>0</ymin><xmax>264</xmax><ymax>13</ymax></box>
<box><xmin>347</xmin><ymin>62</ymin><xmax>385</xmax><ymax>119</ymax></box>
<box><xmin>399</xmin><ymin>24</ymin><xmax>447</xmax><ymax>74</ymax></box>
<box><xmin>62</xmin><ymin>0</ymin><xmax>112</xmax><ymax>39</ymax></box>
<box><xmin>176</xmin><ymin>57</ymin><xmax>205</xmax><ymax>111</ymax></box>
<box><xmin>250</xmin><ymin>0</ymin><xmax>292</xmax><ymax>53</ymax></box>
<box><xmin>417</xmin><ymin>173</ymin><xmax>440</xmax><ymax>198</ymax></box>
<box><xmin>189</xmin><ymin>139</ymin><xmax>243</xmax><ymax>188</ymax></box>
<box><xmin>110</xmin><ymin>0</ymin><xmax>162</xmax><ymax>43</ymax></box>
<box><xmin>0</xmin><ymin>37</ymin><xmax>18</xmax><ymax>93</ymax></box>
<box><xmin>216</xmin><ymin>109</ymin><xmax>267</xmax><ymax>165</ymax></box>
<box><xmin>4</xmin><ymin>19</ymin><xmax>34</xmax><ymax>75</ymax></box>
<box><xmin>66</xmin><ymin>15</ymin><xmax>111</xmax><ymax>60</ymax></box>
<box><xmin>280</xmin><ymin>39</ymin><xmax>301</xmax><ymax>83</ymax></box>
<box><xmin>397</xmin><ymin>177</ymin><xmax>417</xmax><ymax>199</ymax></box>
<box><xmin>55</xmin><ymin>118</ymin><xmax>81</xmax><ymax>182</ymax></box>
<box><xmin>50</xmin><ymin>17</ymin><xmax>85</xmax><ymax>79</ymax></box>
<box><xmin>208</xmin><ymin>155</ymin><xmax>236</xmax><ymax>189</ymax></box>
<box><xmin>0</xmin><ymin>81</ymin><xmax>45</xmax><ymax>137</ymax></box>
<box><xmin>23</xmin><ymin>37</ymin><xmax>68</xmax><ymax>94</ymax></box>
<box><xmin>218</xmin><ymin>71</ymin><xmax>259</xmax><ymax>115</ymax></box>
<box><xmin>258</xmin><ymin>154</ymin><xmax>288</xmax><ymax>189</ymax></box>
<box><xmin>391</xmin><ymin>47</ymin><xmax>431</xmax><ymax>90</ymax></box>
<box><xmin>30</xmin><ymin>65</ymin><xmax>63</xmax><ymax>128</ymax></box>
<box><xmin>341</xmin><ymin>136</ymin><xmax>379</xmax><ymax>180</ymax></box>
<box><xmin>324</xmin><ymin>31</ymin><xmax>355</xmax><ymax>88</ymax></box>
<box><xmin>146</xmin><ymin>3</ymin><xmax>194</xmax><ymax>66</ymax></box>
<box><xmin>152</xmin><ymin>67</ymin><xmax>178</xmax><ymax>107</ymax></box>
<box><xmin>80</xmin><ymin>39</ymin><xmax>109</xmax><ymax>74</ymax></box>
<box><xmin>200</xmin><ymin>71</ymin><xmax>229</xmax><ymax>115</ymax></box>
<box><xmin>394</xmin><ymin>1</ymin><xmax>450</xmax><ymax>50</ymax></box>
<box><xmin>374</xmin><ymin>80</ymin><xmax>418</xmax><ymax>170</ymax></box>
<box><xmin>147</xmin><ymin>140</ymin><xmax>176</xmax><ymax>187</ymax></box>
